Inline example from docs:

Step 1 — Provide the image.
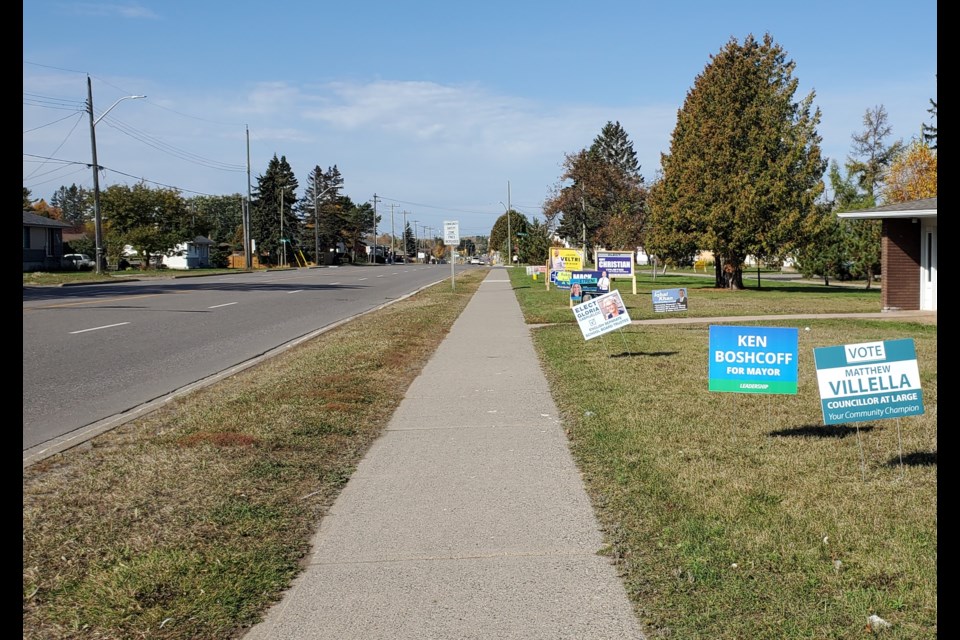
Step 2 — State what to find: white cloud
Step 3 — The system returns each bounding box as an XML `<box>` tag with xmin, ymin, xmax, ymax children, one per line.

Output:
<box><xmin>66</xmin><ymin>3</ymin><xmax>160</xmax><ymax>19</ymax></box>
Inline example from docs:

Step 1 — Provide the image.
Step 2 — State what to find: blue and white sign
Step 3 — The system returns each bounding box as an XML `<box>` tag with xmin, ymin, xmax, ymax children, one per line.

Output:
<box><xmin>709</xmin><ymin>326</ymin><xmax>799</xmax><ymax>394</ymax></box>
<box><xmin>596</xmin><ymin>251</ymin><xmax>634</xmax><ymax>277</ymax></box>
<box><xmin>652</xmin><ymin>288</ymin><xmax>689</xmax><ymax>312</ymax></box>
<box><xmin>813</xmin><ymin>338</ymin><xmax>924</xmax><ymax>425</ymax></box>
<box><xmin>573</xmin><ymin>290</ymin><xmax>631</xmax><ymax>340</ymax></box>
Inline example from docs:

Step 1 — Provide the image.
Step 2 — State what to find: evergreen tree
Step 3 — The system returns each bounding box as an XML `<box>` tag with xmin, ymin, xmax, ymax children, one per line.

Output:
<box><xmin>523</xmin><ymin>219</ymin><xmax>552</xmax><ymax>265</ymax></box>
<box><xmin>251</xmin><ymin>154</ymin><xmax>299</xmax><ymax>265</ymax></box>
<box><xmin>403</xmin><ymin>222</ymin><xmax>416</xmax><ymax>257</ymax></box>
<box><xmin>590</xmin><ymin>121</ymin><xmax>641</xmax><ymax>178</ymax></box>
<box><xmin>842</xmin><ymin>105</ymin><xmax>902</xmax><ymax>288</ymax></box>
<box><xmin>299</xmin><ymin>164</ymin><xmax>346</xmax><ymax>262</ymax></box>
<box><xmin>24</xmin><ymin>187</ymin><xmax>34</xmax><ymax>210</ymax></box>
<box><xmin>341</xmin><ymin>199</ymin><xmax>374</xmax><ymax>262</ymax></box>
<box><xmin>847</xmin><ymin>106</ymin><xmax>903</xmax><ymax>200</ymax></box>
<box><xmin>543</xmin><ymin>149</ymin><xmax>644</xmax><ymax>263</ymax></box>
<box><xmin>921</xmin><ymin>97</ymin><xmax>937</xmax><ymax>150</ymax></box>
<box><xmin>647</xmin><ymin>33</ymin><xmax>826</xmax><ymax>289</ymax></box>
<box><xmin>50</xmin><ymin>184</ymin><xmax>90</xmax><ymax>227</ymax></box>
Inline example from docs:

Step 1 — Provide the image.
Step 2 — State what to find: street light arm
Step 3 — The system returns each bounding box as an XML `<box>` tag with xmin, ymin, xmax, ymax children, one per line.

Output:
<box><xmin>93</xmin><ymin>95</ymin><xmax>147</xmax><ymax>127</ymax></box>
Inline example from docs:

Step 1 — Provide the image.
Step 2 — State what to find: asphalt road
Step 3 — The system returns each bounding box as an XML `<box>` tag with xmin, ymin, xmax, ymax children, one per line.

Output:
<box><xmin>23</xmin><ymin>263</ymin><xmax>467</xmax><ymax>462</ymax></box>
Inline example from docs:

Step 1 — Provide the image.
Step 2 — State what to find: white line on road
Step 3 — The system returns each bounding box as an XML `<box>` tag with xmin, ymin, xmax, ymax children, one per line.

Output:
<box><xmin>358</xmin><ymin>277</ymin><xmax>368</xmax><ymax>281</ymax></box>
<box><xmin>330</xmin><ymin>282</ymin><xmax>340</xmax><ymax>285</ymax></box>
<box><xmin>208</xmin><ymin>302</ymin><xmax>238</xmax><ymax>309</ymax></box>
<box><xmin>70</xmin><ymin>322</ymin><xmax>130</xmax><ymax>334</ymax></box>
<box><xmin>288</xmin><ymin>290</ymin><xmax>303</xmax><ymax>294</ymax></box>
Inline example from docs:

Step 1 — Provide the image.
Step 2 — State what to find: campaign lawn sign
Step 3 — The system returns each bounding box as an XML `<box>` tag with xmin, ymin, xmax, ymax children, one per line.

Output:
<box><xmin>813</xmin><ymin>338</ymin><xmax>924</xmax><ymax>425</ymax></box>
<box><xmin>595</xmin><ymin>250</ymin><xmax>637</xmax><ymax>294</ymax></box>
<box><xmin>573</xmin><ymin>290</ymin><xmax>631</xmax><ymax>340</ymax></box>
<box><xmin>709</xmin><ymin>326</ymin><xmax>799</xmax><ymax>394</ymax></box>
<box><xmin>652</xmin><ymin>288</ymin><xmax>689</xmax><ymax>312</ymax></box>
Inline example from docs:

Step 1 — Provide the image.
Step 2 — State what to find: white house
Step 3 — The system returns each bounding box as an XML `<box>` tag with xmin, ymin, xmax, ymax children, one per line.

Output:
<box><xmin>162</xmin><ymin>236</ymin><xmax>215</xmax><ymax>269</ymax></box>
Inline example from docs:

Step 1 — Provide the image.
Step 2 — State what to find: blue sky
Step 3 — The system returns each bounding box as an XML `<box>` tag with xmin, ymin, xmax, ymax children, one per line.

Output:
<box><xmin>23</xmin><ymin>1</ymin><xmax>937</xmax><ymax>238</ymax></box>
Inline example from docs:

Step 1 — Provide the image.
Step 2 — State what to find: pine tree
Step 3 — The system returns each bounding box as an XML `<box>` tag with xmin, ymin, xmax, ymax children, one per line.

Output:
<box><xmin>590</xmin><ymin>121</ymin><xmax>641</xmax><ymax>178</ymax></box>
<box><xmin>251</xmin><ymin>155</ymin><xmax>299</xmax><ymax>265</ymax></box>
<box><xmin>921</xmin><ymin>98</ymin><xmax>937</xmax><ymax>150</ymax></box>
<box><xmin>842</xmin><ymin>105</ymin><xmax>902</xmax><ymax>288</ymax></box>
<box><xmin>50</xmin><ymin>184</ymin><xmax>90</xmax><ymax>226</ymax></box>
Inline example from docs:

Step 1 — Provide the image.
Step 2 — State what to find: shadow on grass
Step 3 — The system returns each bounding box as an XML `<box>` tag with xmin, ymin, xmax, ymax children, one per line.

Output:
<box><xmin>609</xmin><ymin>351</ymin><xmax>678</xmax><ymax>358</ymax></box>
<box><xmin>885</xmin><ymin>450</ymin><xmax>937</xmax><ymax>467</ymax></box>
<box><xmin>768</xmin><ymin>424</ymin><xmax>875</xmax><ymax>439</ymax></box>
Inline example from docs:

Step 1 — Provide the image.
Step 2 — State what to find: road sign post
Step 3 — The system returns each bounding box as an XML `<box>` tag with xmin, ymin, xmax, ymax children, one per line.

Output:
<box><xmin>443</xmin><ymin>220</ymin><xmax>460</xmax><ymax>290</ymax></box>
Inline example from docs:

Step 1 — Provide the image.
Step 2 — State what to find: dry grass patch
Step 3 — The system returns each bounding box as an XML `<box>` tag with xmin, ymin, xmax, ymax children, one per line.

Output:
<box><xmin>23</xmin><ymin>271</ymin><xmax>486</xmax><ymax>640</ymax></box>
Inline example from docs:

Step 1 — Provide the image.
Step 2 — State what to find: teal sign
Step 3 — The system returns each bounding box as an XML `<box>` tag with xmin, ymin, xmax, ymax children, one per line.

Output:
<box><xmin>709</xmin><ymin>326</ymin><xmax>798</xmax><ymax>394</ymax></box>
<box><xmin>813</xmin><ymin>338</ymin><xmax>924</xmax><ymax>425</ymax></box>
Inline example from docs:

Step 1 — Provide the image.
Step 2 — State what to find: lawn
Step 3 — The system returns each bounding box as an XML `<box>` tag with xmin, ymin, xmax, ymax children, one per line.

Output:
<box><xmin>509</xmin><ymin>267</ymin><xmax>937</xmax><ymax>639</ymax></box>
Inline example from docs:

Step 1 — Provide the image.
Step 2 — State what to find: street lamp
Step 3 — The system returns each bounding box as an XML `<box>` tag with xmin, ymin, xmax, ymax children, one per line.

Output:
<box><xmin>87</xmin><ymin>76</ymin><xmax>145</xmax><ymax>274</ymax></box>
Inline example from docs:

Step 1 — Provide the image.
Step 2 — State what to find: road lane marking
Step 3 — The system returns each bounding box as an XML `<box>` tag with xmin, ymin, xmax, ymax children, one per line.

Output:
<box><xmin>288</xmin><ymin>290</ymin><xmax>303</xmax><ymax>294</ymax></box>
<box><xmin>208</xmin><ymin>302</ymin><xmax>238</xmax><ymax>309</ymax></box>
<box><xmin>70</xmin><ymin>322</ymin><xmax>130</xmax><ymax>334</ymax></box>
<box><xmin>25</xmin><ymin>293</ymin><xmax>166</xmax><ymax>310</ymax></box>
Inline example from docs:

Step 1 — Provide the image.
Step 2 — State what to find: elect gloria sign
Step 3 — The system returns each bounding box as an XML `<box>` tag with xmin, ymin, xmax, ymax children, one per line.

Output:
<box><xmin>813</xmin><ymin>338</ymin><xmax>924</xmax><ymax>425</ymax></box>
<box><xmin>709</xmin><ymin>326</ymin><xmax>798</xmax><ymax>394</ymax></box>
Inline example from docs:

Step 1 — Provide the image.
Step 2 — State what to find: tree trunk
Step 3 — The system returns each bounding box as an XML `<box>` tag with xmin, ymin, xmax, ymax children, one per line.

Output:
<box><xmin>730</xmin><ymin>266</ymin><xmax>744</xmax><ymax>290</ymax></box>
<box><xmin>864</xmin><ymin>266</ymin><xmax>874</xmax><ymax>289</ymax></box>
<box><xmin>715</xmin><ymin>261</ymin><xmax>725</xmax><ymax>288</ymax></box>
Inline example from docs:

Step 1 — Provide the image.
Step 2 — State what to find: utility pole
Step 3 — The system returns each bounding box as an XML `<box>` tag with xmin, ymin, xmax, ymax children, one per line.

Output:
<box><xmin>507</xmin><ymin>180</ymin><xmax>512</xmax><ymax>266</ymax></box>
<box><xmin>372</xmin><ymin>193</ymin><xmax>380</xmax><ymax>263</ymax></box>
<box><xmin>402</xmin><ymin>210</ymin><xmax>408</xmax><ymax>259</ymax></box>
<box><xmin>580</xmin><ymin>188</ymin><xmax>587</xmax><ymax>265</ymax></box>
<box><xmin>390</xmin><ymin>203</ymin><xmax>396</xmax><ymax>262</ymax></box>
<box><xmin>279</xmin><ymin>188</ymin><xmax>285</xmax><ymax>268</ymax></box>
<box><xmin>86</xmin><ymin>77</ymin><xmax>144</xmax><ymax>274</ymax></box>
<box><xmin>245</xmin><ymin>125</ymin><xmax>252</xmax><ymax>270</ymax></box>
<box><xmin>313</xmin><ymin>167</ymin><xmax>321</xmax><ymax>266</ymax></box>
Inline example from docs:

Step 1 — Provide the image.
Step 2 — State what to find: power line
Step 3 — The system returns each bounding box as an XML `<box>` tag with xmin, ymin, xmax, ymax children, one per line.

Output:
<box><xmin>99</xmin><ymin>115</ymin><xmax>246</xmax><ymax>172</ymax></box>
<box><xmin>23</xmin><ymin>153</ymin><xmax>237</xmax><ymax>198</ymax></box>
<box><xmin>23</xmin><ymin>113</ymin><xmax>87</xmax><ymax>181</ymax></box>
<box><xmin>23</xmin><ymin>110</ymin><xmax>85</xmax><ymax>134</ymax></box>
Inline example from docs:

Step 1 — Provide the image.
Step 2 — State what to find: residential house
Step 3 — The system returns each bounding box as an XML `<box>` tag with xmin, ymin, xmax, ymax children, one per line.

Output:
<box><xmin>23</xmin><ymin>210</ymin><xmax>74</xmax><ymax>271</ymax></box>
<box><xmin>161</xmin><ymin>236</ymin><xmax>215</xmax><ymax>269</ymax></box>
<box><xmin>837</xmin><ymin>197</ymin><xmax>937</xmax><ymax>311</ymax></box>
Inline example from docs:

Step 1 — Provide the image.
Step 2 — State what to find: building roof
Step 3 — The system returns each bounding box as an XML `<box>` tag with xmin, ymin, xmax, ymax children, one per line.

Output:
<box><xmin>837</xmin><ymin>197</ymin><xmax>937</xmax><ymax>220</ymax></box>
<box><xmin>23</xmin><ymin>210</ymin><xmax>74</xmax><ymax>228</ymax></box>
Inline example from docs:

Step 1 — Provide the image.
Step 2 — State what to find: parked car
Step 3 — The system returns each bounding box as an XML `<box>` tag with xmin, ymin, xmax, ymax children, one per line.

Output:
<box><xmin>469</xmin><ymin>257</ymin><xmax>481</xmax><ymax>264</ymax></box>
<box><xmin>62</xmin><ymin>253</ymin><xmax>94</xmax><ymax>270</ymax></box>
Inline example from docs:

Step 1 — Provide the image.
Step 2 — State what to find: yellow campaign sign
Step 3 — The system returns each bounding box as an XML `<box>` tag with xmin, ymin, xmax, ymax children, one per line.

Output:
<box><xmin>549</xmin><ymin>248</ymin><xmax>583</xmax><ymax>272</ymax></box>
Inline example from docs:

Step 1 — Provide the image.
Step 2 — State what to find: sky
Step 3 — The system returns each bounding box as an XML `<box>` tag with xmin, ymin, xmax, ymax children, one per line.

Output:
<box><xmin>23</xmin><ymin>1</ymin><xmax>937</xmax><ymax>239</ymax></box>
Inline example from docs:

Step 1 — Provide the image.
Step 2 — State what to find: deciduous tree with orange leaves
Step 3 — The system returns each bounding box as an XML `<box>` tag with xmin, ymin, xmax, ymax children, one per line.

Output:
<box><xmin>882</xmin><ymin>140</ymin><xmax>937</xmax><ymax>203</ymax></box>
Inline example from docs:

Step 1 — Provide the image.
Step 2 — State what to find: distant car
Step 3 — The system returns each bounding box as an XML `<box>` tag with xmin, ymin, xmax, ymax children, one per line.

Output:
<box><xmin>469</xmin><ymin>257</ymin><xmax>481</xmax><ymax>264</ymax></box>
<box><xmin>63</xmin><ymin>253</ymin><xmax>94</xmax><ymax>270</ymax></box>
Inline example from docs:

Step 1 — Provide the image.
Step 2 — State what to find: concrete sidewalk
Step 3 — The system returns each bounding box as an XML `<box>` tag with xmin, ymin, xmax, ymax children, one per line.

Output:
<box><xmin>242</xmin><ymin>269</ymin><xmax>645</xmax><ymax>639</ymax></box>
